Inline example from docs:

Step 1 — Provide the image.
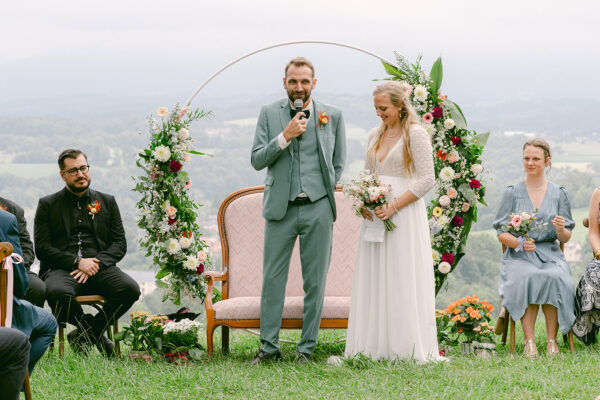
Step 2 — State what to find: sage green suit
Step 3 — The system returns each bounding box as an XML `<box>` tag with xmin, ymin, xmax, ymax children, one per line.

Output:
<box><xmin>251</xmin><ymin>98</ymin><xmax>346</xmax><ymax>354</ymax></box>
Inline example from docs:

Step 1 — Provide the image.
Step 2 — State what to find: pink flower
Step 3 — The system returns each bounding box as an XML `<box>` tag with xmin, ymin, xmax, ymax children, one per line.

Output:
<box><xmin>510</xmin><ymin>215</ymin><xmax>522</xmax><ymax>228</ymax></box>
<box><xmin>447</xmin><ymin>188</ymin><xmax>458</xmax><ymax>199</ymax></box>
<box><xmin>176</xmin><ymin>106</ymin><xmax>189</xmax><ymax>122</ymax></box>
<box><xmin>461</xmin><ymin>202</ymin><xmax>470</xmax><ymax>212</ymax></box>
<box><xmin>450</xmin><ymin>136</ymin><xmax>461</xmax><ymax>145</ymax></box>
<box><xmin>452</xmin><ymin>216</ymin><xmax>463</xmax><ymax>227</ymax></box>
<box><xmin>432</xmin><ymin>106</ymin><xmax>443</xmax><ymax>119</ymax></box>
<box><xmin>423</xmin><ymin>113</ymin><xmax>433</xmax><ymax>123</ymax></box>
<box><xmin>169</xmin><ymin>160</ymin><xmax>182</xmax><ymax>172</ymax></box>
<box><xmin>196</xmin><ymin>263</ymin><xmax>205</xmax><ymax>274</ymax></box>
<box><xmin>469</xmin><ymin>179</ymin><xmax>481</xmax><ymax>189</ymax></box>
<box><xmin>447</xmin><ymin>151</ymin><xmax>459</xmax><ymax>163</ymax></box>
<box><xmin>185</xmin><ymin>180</ymin><xmax>192</xmax><ymax>189</ymax></box>
<box><xmin>166</xmin><ymin>206</ymin><xmax>177</xmax><ymax>218</ymax></box>
<box><xmin>197</xmin><ymin>251</ymin><xmax>207</xmax><ymax>261</ymax></box>
<box><xmin>150</xmin><ymin>172</ymin><xmax>157</xmax><ymax>181</ymax></box>
<box><xmin>441</xmin><ymin>252</ymin><xmax>455</xmax><ymax>265</ymax></box>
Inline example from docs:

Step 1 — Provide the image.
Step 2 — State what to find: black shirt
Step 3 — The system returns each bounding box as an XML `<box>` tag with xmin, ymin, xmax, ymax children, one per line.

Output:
<box><xmin>64</xmin><ymin>189</ymin><xmax>100</xmax><ymax>259</ymax></box>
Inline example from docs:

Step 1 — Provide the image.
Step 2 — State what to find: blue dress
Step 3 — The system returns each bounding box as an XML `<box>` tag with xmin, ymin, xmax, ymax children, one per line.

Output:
<box><xmin>493</xmin><ymin>181</ymin><xmax>575</xmax><ymax>334</ymax></box>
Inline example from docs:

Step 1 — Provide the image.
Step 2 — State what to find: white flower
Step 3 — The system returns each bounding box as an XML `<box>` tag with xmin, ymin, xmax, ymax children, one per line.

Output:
<box><xmin>197</xmin><ymin>251</ymin><xmax>207</xmax><ymax>261</ymax></box>
<box><xmin>327</xmin><ymin>355</ymin><xmax>344</xmax><ymax>366</ymax></box>
<box><xmin>179</xmin><ymin>237</ymin><xmax>193</xmax><ymax>249</ymax></box>
<box><xmin>166</xmin><ymin>239</ymin><xmax>181</xmax><ymax>255</ymax></box>
<box><xmin>157</xmin><ymin>107</ymin><xmax>169</xmax><ymax>117</ymax></box>
<box><xmin>181</xmin><ymin>152</ymin><xmax>191</xmax><ymax>163</ymax></box>
<box><xmin>432</xmin><ymin>250</ymin><xmax>441</xmax><ymax>263</ymax></box>
<box><xmin>414</xmin><ymin>85</ymin><xmax>428</xmax><ymax>102</ymax></box>
<box><xmin>471</xmin><ymin>163</ymin><xmax>483</xmax><ymax>175</ymax></box>
<box><xmin>440</xmin><ymin>166</ymin><xmax>455</xmax><ymax>182</ymax></box>
<box><xmin>177</xmin><ymin>128</ymin><xmax>189</xmax><ymax>140</ymax></box>
<box><xmin>438</xmin><ymin>261</ymin><xmax>451</xmax><ymax>274</ymax></box>
<box><xmin>367</xmin><ymin>186</ymin><xmax>380</xmax><ymax>201</ymax></box>
<box><xmin>423</xmin><ymin>124</ymin><xmax>436</xmax><ymax>136</ymax></box>
<box><xmin>183</xmin><ymin>255</ymin><xmax>197</xmax><ymax>271</ymax></box>
<box><xmin>444</xmin><ymin>119</ymin><xmax>455</xmax><ymax>130</ymax></box>
<box><xmin>439</xmin><ymin>195</ymin><xmax>451</xmax><ymax>207</ymax></box>
<box><xmin>438</xmin><ymin>215</ymin><xmax>449</xmax><ymax>226</ymax></box>
<box><xmin>153</xmin><ymin>145</ymin><xmax>171</xmax><ymax>162</ymax></box>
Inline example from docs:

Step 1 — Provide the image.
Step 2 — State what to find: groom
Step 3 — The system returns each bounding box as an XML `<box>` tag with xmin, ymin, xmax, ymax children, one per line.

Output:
<box><xmin>248</xmin><ymin>57</ymin><xmax>346</xmax><ymax>364</ymax></box>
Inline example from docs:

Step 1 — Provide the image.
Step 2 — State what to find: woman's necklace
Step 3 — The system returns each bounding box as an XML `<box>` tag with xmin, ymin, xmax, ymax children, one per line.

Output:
<box><xmin>385</xmin><ymin>128</ymin><xmax>401</xmax><ymax>138</ymax></box>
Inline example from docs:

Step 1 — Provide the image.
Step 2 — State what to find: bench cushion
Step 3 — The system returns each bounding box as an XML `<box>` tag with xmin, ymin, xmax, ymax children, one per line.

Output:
<box><xmin>213</xmin><ymin>296</ymin><xmax>350</xmax><ymax>321</ymax></box>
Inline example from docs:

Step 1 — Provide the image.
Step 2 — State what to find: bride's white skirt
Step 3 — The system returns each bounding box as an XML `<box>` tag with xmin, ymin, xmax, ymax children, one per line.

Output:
<box><xmin>345</xmin><ymin>175</ymin><xmax>445</xmax><ymax>363</ymax></box>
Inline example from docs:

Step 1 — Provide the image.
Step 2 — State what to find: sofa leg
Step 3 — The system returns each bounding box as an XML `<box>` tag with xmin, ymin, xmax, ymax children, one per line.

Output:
<box><xmin>222</xmin><ymin>326</ymin><xmax>229</xmax><ymax>355</ymax></box>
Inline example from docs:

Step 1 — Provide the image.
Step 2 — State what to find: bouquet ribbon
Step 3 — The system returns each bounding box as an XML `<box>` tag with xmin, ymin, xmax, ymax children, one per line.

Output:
<box><xmin>514</xmin><ymin>236</ymin><xmax>526</xmax><ymax>252</ymax></box>
<box><xmin>2</xmin><ymin>252</ymin><xmax>24</xmax><ymax>328</ymax></box>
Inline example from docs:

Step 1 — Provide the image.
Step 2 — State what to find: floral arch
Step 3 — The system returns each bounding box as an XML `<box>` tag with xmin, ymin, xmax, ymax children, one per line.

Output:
<box><xmin>133</xmin><ymin>41</ymin><xmax>488</xmax><ymax>304</ymax></box>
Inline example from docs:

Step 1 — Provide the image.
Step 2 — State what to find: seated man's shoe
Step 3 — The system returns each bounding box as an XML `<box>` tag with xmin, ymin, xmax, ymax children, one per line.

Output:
<box><xmin>67</xmin><ymin>328</ymin><xmax>90</xmax><ymax>355</ymax></box>
<box><xmin>243</xmin><ymin>350</ymin><xmax>282</xmax><ymax>365</ymax></box>
<box><xmin>96</xmin><ymin>334</ymin><xmax>116</xmax><ymax>358</ymax></box>
<box><xmin>295</xmin><ymin>352</ymin><xmax>312</xmax><ymax>364</ymax></box>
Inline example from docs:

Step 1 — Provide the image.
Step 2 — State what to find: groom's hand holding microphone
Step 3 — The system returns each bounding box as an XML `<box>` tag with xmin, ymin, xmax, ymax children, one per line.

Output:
<box><xmin>283</xmin><ymin>99</ymin><xmax>308</xmax><ymax>142</ymax></box>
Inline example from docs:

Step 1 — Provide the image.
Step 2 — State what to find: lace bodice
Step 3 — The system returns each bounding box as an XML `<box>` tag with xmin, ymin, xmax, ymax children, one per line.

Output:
<box><xmin>365</xmin><ymin>124</ymin><xmax>435</xmax><ymax>199</ymax></box>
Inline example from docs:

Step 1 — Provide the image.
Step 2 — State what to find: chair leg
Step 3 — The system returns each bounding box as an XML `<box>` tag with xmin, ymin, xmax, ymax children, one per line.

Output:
<box><xmin>509</xmin><ymin>318</ymin><xmax>516</xmax><ymax>355</ymax></box>
<box><xmin>114</xmin><ymin>319</ymin><xmax>120</xmax><ymax>358</ymax></box>
<box><xmin>222</xmin><ymin>326</ymin><xmax>229</xmax><ymax>355</ymax></box>
<box><xmin>24</xmin><ymin>369</ymin><xmax>32</xmax><ymax>400</ymax></box>
<box><xmin>59</xmin><ymin>323</ymin><xmax>65</xmax><ymax>358</ymax></box>
<box><xmin>207</xmin><ymin>322</ymin><xmax>215</xmax><ymax>357</ymax></box>
<box><xmin>568</xmin><ymin>330</ymin><xmax>575</xmax><ymax>353</ymax></box>
<box><xmin>501</xmin><ymin>310</ymin><xmax>509</xmax><ymax>345</ymax></box>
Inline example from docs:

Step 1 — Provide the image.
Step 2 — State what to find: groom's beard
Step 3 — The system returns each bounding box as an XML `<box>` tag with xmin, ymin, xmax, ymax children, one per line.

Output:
<box><xmin>66</xmin><ymin>177</ymin><xmax>91</xmax><ymax>194</ymax></box>
<box><xmin>287</xmin><ymin>88</ymin><xmax>311</xmax><ymax>105</ymax></box>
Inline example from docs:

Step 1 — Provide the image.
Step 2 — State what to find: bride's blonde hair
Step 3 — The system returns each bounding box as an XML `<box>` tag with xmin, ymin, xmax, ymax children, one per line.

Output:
<box><xmin>367</xmin><ymin>81</ymin><xmax>420</xmax><ymax>174</ymax></box>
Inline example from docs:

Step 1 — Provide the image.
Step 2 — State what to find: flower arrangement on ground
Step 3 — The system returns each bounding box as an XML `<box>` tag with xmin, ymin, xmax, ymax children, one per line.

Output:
<box><xmin>115</xmin><ymin>311</ymin><xmax>168</xmax><ymax>353</ymax></box>
<box><xmin>343</xmin><ymin>170</ymin><xmax>396</xmax><ymax>231</ymax></box>
<box><xmin>161</xmin><ymin>318</ymin><xmax>204</xmax><ymax>362</ymax></box>
<box><xmin>444</xmin><ymin>295</ymin><xmax>494</xmax><ymax>343</ymax></box>
<box><xmin>381</xmin><ymin>54</ymin><xmax>489</xmax><ymax>293</ymax></box>
<box><xmin>134</xmin><ymin>104</ymin><xmax>212</xmax><ymax>304</ymax></box>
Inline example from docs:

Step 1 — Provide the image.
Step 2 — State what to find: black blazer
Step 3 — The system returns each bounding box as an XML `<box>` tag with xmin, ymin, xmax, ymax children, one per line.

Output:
<box><xmin>34</xmin><ymin>188</ymin><xmax>126</xmax><ymax>277</ymax></box>
<box><xmin>0</xmin><ymin>196</ymin><xmax>35</xmax><ymax>270</ymax></box>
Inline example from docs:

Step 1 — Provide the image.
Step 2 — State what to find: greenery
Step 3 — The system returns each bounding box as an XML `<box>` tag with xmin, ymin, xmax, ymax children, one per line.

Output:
<box><xmin>33</xmin><ymin>323</ymin><xmax>600</xmax><ymax>399</ymax></box>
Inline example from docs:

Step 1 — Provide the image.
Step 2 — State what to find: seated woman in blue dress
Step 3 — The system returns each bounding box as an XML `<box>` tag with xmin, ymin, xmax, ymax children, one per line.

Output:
<box><xmin>493</xmin><ymin>138</ymin><xmax>575</xmax><ymax>357</ymax></box>
<box><xmin>572</xmin><ymin>187</ymin><xmax>600</xmax><ymax>344</ymax></box>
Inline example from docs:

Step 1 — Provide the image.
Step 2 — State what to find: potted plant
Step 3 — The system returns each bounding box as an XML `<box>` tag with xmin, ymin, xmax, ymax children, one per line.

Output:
<box><xmin>115</xmin><ymin>311</ymin><xmax>168</xmax><ymax>362</ymax></box>
<box><xmin>444</xmin><ymin>295</ymin><xmax>495</xmax><ymax>354</ymax></box>
<box><xmin>159</xmin><ymin>318</ymin><xmax>204</xmax><ymax>364</ymax></box>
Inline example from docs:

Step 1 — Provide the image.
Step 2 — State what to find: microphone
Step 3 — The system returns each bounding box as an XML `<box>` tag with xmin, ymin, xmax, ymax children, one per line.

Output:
<box><xmin>293</xmin><ymin>99</ymin><xmax>305</xmax><ymax>141</ymax></box>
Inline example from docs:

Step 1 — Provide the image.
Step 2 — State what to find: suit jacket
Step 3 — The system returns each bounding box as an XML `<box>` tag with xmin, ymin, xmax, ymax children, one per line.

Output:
<box><xmin>0</xmin><ymin>210</ymin><xmax>37</xmax><ymax>336</ymax></box>
<box><xmin>34</xmin><ymin>187</ymin><xmax>127</xmax><ymax>278</ymax></box>
<box><xmin>0</xmin><ymin>197</ymin><xmax>35</xmax><ymax>270</ymax></box>
<box><xmin>251</xmin><ymin>98</ymin><xmax>346</xmax><ymax>221</ymax></box>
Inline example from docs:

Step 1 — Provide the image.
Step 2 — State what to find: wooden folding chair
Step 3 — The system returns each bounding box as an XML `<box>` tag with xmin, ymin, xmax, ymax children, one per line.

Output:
<box><xmin>500</xmin><ymin>242</ymin><xmax>575</xmax><ymax>354</ymax></box>
<box><xmin>1</xmin><ymin>242</ymin><xmax>33</xmax><ymax>400</ymax></box>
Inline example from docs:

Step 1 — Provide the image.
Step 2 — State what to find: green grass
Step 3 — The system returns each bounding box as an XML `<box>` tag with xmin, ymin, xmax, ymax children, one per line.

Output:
<box><xmin>33</xmin><ymin>323</ymin><xmax>600</xmax><ymax>399</ymax></box>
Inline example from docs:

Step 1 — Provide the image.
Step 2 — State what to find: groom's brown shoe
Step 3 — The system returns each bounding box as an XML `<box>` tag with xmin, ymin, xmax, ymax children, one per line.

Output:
<box><xmin>244</xmin><ymin>349</ymin><xmax>282</xmax><ymax>365</ymax></box>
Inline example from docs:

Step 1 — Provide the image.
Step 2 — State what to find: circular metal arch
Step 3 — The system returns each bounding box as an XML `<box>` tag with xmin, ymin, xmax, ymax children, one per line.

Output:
<box><xmin>184</xmin><ymin>40</ymin><xmax>397</xmax><ymax>107</ymax></box>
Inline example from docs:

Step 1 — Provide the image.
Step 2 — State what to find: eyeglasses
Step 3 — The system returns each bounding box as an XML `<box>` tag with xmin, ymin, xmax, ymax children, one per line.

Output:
<box><xmin>63</xmin><ymin>165</ymin><xmax>90</xmax><ymax>176</ymax></box>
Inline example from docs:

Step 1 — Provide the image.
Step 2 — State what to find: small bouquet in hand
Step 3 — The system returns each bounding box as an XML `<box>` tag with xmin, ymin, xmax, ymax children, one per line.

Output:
<box><xmin>343</xmin><ymin>170</ymin><xmax>396</xmax><ymax>231</ymax></box>
<box><xmin>501</xmin><ymin>210</ymin><xmax>543</xmax><ymax>252</ymax></box>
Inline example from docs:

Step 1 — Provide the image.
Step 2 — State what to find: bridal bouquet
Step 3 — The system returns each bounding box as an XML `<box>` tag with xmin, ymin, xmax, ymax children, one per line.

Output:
<box><xmin>501</xmin><ymin>210</ymin><xmax>545</xmax><ymax>252</ymax></box>
<box><xmin>343</xmin><ymin>170</ymin><xmax>396</xmax><ymax>231</ymax></box>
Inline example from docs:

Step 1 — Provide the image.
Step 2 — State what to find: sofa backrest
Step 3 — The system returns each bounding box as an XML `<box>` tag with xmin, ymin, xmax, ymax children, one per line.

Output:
<box><xmin>219</xmin><ymin>187</ymin><xmax>361</xmax><ymax>298</ymax></box>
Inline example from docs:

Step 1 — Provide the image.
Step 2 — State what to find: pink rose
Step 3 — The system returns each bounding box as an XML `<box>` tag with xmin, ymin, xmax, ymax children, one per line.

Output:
<box><xmin>447</xmin><ymin>188</ymin><xmax>458</xmax><ymax>199</ymax></box>
<box><xmin>447</xmin><ymin>151</ymin><xmax>459</xmax><ymax>163</ymax></box>
<box><xmin>197</xmin><ymin>251</ymin><xmax>207</xmax><ymax>261</ymax></box>
<box><xmin>166</xmin><ymin>206</ymin><xmax>177</xmax><ymax>218</ymax></box>
<box><xmin>461</xmin><ymin>202</ymin><xmax>470</xmax><ymax>212</ymax></box>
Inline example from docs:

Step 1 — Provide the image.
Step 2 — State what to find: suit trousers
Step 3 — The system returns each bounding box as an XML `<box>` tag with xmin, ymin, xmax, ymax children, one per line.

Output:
<box><xmin>27</xmin><ymin>306</ymin><xmax>57</xmax><ymax>373</ymax></box>
<box><xmin>260</xmin><ymin>196</ymin><xmax>333</xmax><ymax>355</ymax></box>
<box><xmin>0</xmin><ymin>327</ymin><xmax>30</xmax><ymax>400</ymax></box>
<box><xmin>25</xmin><ymin>271</ymin><xmax>46</xmax><ymax>308</ymax></box>
<box><xmin>44</xmin><ymin>265</ymin><xmax>140</xmax><ymax>339</ymax></box>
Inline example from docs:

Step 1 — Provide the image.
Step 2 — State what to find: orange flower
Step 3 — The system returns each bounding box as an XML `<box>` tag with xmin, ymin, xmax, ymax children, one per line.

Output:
<box><xmin>457</xmin><ymin>328</ymin><xmax>463</xmax><ymax>333</ymax></box>
<box><xmin>453</xmin><ymin>308</ymin><xmax>460</xmax><ymax>315</ymax></box>
<box><xmin>452</xmin><ymin>315</ymin><xmax>461</xmax><ymax>322</ymax></box>
<box><xmin>437</xmin><ymin>150</ymin><xmax>447</xmax><ymax>160</ymax></box>
<box><xmin>460</xmin><ymin>317</ymin><xmax>466</xmax><ymax>323</ymax></box>
<box><xmin>466</xmin><ymin>307</ymin><xmax>474</xmax><ymax>314</ymax></box>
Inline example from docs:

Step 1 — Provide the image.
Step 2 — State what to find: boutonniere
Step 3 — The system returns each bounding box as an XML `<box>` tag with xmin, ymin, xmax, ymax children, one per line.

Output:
<box><xmin>316</xmin><ymin>110</ymin><xmax>331</xmax><ymax>129</ymax></box>
<box><xmin>0</xmin><ymin>204</ymin><xmax>6</xmax><ymax>211</ymax></box>
<box><xmin>87</xmin><ymin>200</ymin><xmax>101</xmax><ymax>220</ymax></box>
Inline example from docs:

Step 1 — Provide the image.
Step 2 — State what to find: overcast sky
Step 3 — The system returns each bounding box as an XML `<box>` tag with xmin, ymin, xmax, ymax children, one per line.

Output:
<box><xmin>1</xmin><ymin>0</ymin><xmax>598</xmax><ymax>110</ymax></box>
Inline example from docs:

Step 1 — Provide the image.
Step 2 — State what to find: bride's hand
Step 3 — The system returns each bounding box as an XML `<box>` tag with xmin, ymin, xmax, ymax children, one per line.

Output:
<box><xmin>374</xmin><ymin>203</ymin><xmax>394</xmax><ymax>221</ymax></box>
<box><xmin>360</xmin><ymin>207</ymin><xmax>373</xmax><ymax>221</ymax></box>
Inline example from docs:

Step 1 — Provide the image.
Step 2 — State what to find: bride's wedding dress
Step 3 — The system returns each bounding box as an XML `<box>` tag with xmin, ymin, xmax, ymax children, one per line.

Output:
<box><xmin>345</xmin><ymin>125</ymin><xmax>445</xmax><ymax>362</ymax></box>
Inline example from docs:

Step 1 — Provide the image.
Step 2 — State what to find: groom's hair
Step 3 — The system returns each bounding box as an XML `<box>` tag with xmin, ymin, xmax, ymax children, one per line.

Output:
<box><xmin>285</xmin><ymin>57</ymin><xmax>314</xmax><ymax>78</ymax></box>
<box><xmin>58</xmin><ymin>148</ymin><xmax>88</xmax><ymax>170</ymax></box>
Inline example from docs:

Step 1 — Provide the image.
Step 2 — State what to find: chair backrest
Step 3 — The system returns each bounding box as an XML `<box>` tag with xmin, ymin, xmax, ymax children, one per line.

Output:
<box><xmin>0</xmin><ymin>242</ymin><xmax>14</xmax><ymax>328</ymax></box>
<box><xmin>218</xmin><ymin>187</ymin><xmax>361</xmax><ymax>299</ymax></box>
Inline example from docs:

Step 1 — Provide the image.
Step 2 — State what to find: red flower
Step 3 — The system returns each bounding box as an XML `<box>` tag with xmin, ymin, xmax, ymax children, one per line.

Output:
<box><xmin>452</xmin><ymin>216</ymin><xmax>463</xmax><ymax>227</ymax></box>
<box><xmin>432</xmin><ymin>106</ymin><xmax>443</xmax><ymax>119</ymax></box>
<box><xmin>437</xmin><ymin>150</ymin><xmax>447</xmax><ymax>160</ymax></box>
<box><xmin>169</xmin><ymin>160</ymin><xmax>182</xmax><ymax>172</ymax></box>
<box><xmin>450</xmin><ymin>136</ymin><xmax>461</xmax><ymax>145</ymax></box>
<box><xmin>469</xmin><ymin>179</ymin><xmax>481</xmax><ymax>189</ymax></box>
<box><xmin>442</xmin><ymin>252</ymin><xmax>455</xmax><ymax>265</ymax></box>
<box><xmin>439</xmin><ymin>349</ymin><xmax>446</xmax><ymax>356</ymax></box>
<box><xmin>168</xmin><ymin>218</ymin><xmax>177</xmax><ymax>225</ymax></box>
<box><xmin>196</xmin><ymin>263</ymin><xmax>205</xmax><ymax>274</ymax></box>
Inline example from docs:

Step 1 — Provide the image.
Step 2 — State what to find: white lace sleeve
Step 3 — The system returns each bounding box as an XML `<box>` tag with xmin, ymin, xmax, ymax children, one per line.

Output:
<box><xmin>363</xmin><ymin>127</ymin><xmax>379</xmax><ymax>172</ymax></box>
<box><xmin>407</xmin><ymin>125</ymin><xmax>435</xmax><ymax>198</ymax></box>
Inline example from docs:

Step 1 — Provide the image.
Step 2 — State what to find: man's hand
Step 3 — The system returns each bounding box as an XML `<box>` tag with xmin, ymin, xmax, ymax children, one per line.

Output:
<box><xmin>70</xmin><ymin>258</ymin><xmax>100</xmax><ymax>283</ymax></box>
<box><xmin>282</xmin><ymin>112</ymin><xmax>307</xmax><ymax>142</ymax></box>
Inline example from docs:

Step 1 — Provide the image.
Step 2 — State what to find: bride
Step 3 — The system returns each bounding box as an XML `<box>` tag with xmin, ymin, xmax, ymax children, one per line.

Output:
<box><xmin>345</xmin><ymin>81</ymin><xmax>444</xmax><ymax>362</ymax></box>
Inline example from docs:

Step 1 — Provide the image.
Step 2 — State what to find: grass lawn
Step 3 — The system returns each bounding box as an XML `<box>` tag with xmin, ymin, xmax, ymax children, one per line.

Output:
<box><xmin>33</xmin><ymin>323</ymin><xmax>600</xmax><ymax>400</ymax></box>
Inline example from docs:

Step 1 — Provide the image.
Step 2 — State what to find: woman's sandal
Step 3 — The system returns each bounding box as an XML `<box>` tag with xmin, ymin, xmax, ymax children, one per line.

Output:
<box><xmin>523</xmin><ymin>339</ymin><xmax>538</xmax><ymax>358</ymax></box>
<box><xmin>546</xmin><ymin>338</ymin><xmax>560</xmax><ymax>356</ymax></box>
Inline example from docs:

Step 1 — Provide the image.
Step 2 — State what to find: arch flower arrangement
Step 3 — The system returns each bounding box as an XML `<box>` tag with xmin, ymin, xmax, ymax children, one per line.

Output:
<box><xmin>134</xmin><ymin>105</ymin><xmax>213</xmax><ymax>304</ymax></box>
<box><xmin>381</xmin><ymin>54</ymin><xmax>489</xmax><ymax>294</ymax></box>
